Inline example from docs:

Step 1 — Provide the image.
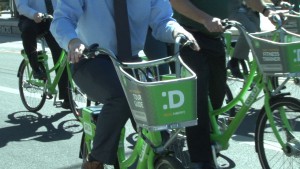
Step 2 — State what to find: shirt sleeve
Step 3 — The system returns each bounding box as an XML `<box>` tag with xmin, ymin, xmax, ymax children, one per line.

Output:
<box><xmin>50</xmin><ymin>0</ymin><xmax>84</xmax><ymax>50</ymax></box>
<box><xmin>149</xmin><ymin>0</ymin><xmax>182</xmax><ymax>43</ymax></box>
<box><xmin>15</xmin><ymin>0</ymin><xmax>38</xmax><ymax>19</ymax></box>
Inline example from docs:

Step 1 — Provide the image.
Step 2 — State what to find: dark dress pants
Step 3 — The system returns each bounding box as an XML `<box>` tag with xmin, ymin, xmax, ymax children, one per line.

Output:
<box><xmin>72</xmin><ymin>56</ymin><xmax>132</xmax><ymax>164</ymax></box>
<box><xmin>18</xmin><ymin>16</ymin><xmax>68</xmax><ymax>100</ymax></box>
<box><xmin>180</xmin><ymin>32</ymin><xmax>227</xmax><ymax>162</ymax></box>
<box><xmin>144</xmin><ymin>28</ymin><xmax>170</xmax><ymax>74</ymax></box>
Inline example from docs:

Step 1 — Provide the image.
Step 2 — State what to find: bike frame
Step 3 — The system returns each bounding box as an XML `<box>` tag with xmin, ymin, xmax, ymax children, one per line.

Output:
<box><xmin>209</xmin><ymin>59</ymin><xmax>261</xmax><ymax>149</ymax></box>
<box><xmin>21</xmin><ymin>41</ymin><xmax>74</xmax><ymax>99</ymax></box>
<box><xmin>210</xmin><ymin>55</ymin><xmax>293</xmax><ymax>153</ymax></box>
<box><xmin>117</xmin><ymin>129</ymin><xmax>163</xmax><ymax>169</ymax></box>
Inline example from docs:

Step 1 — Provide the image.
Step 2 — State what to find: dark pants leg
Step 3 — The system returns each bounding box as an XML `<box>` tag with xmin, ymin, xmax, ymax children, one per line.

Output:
<box><xmin>144</xmin><ymin>28</ymin><xmax>170</xmax><ymax>74</ymax></box>
<box><xmin>18</xmin><ymin>16</ymin><xmax>68</xmax><ymax>100</ymax></box>
<box><xmin>18</xmin><ymin>16</ymin><xmax>41</xmax><ymax>72</ymax></box>
<box><xmin>72</xmin><ymin>57</ymin><xmax>132</xmax><ymax>165</ymax></box>
<box><xmin>180</xmin><ymin>32</ymin><xmax>226</xmax><ymax>162</ymax></box>
<box><xmin>44</xmin><ymin>31</ymin><xmax>68</xmax><ymax>100</ymax></box>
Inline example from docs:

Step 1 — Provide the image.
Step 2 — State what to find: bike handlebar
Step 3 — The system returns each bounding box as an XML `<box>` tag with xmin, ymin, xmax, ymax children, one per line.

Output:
<box><xmin>175</xmin><ymin>34</ymin><xmax>193</xmax><ymax>47</ymax></box>
<box><xmin>81</xmin><ymin>35</ymin><xmax>195</xmax><ymax>64</ymax></box>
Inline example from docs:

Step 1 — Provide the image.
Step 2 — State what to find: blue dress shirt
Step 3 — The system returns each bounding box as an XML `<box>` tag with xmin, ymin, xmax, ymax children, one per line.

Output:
<box><xmin>15</xmin><ymin>0</ymin><xmax>57</xmax><ymax>19</ymax></box>
<box><xmin>50</xmin><ymin>0</ymin><xmax>181</xmax><ymax>56</ymax></box>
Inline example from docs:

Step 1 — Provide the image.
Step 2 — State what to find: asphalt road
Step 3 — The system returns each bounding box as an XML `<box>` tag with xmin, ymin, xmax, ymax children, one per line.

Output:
<box><xmin>0</xmin><ymin>34</ymin><xmax>84</xmax><ymax>169</ymax></box>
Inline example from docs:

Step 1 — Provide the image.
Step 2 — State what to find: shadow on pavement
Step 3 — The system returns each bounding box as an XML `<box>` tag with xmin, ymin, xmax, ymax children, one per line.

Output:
<box><xmin>230</xmin><ymin>106</ymin><xmax>260</xmax><ymax>142</ymax></box>
<box><xmin>0</xmin><ymin>110</ymin><xmax>82</xmax><ymax>148</ymax></box>
<box><xmin>218</xmin><ymin>153</ymin><xmax>236</xmax><ymax>169</ymax></box>
<box><xmin>0</xmin><ymin>33</ymin><xmax>20</xmax><ymax>43</ymax></box>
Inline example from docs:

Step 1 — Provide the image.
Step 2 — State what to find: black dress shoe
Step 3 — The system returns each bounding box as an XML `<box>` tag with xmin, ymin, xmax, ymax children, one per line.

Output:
<box><xmin>61</xmin><ymin>99</ymin><xmax>71</xmax><ymax>109</ymax></box>
<box><xmin>33</xmin><ymin>69</ymin><xmax>47</xmax><ymax>80</ymax></box>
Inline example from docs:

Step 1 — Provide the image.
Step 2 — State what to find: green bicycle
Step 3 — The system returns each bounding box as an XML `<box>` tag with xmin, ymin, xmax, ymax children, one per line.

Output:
<box><xmin>208</xmin><ymin>19</ymin><xmax>300</xmax><ymax>169</ymax></box>
<box><xmin>17</xmin><ymin>14</ymin><xmax>87</xmax><ymax>119</ymax></box>
<box><xmin>79</xmin><ymin>36</ymin><xmax>198</xmax><ymax>169</ymax></box>
<box><xmin>223</xmin><ymin>5</ymin><xmax>300</xmax><ymax>119</ymax></box>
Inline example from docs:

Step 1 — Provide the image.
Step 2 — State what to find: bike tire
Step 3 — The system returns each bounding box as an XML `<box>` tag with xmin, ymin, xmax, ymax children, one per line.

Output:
<box><xmin>154</xmin><ymin>156</ymin><xmax>184</xmax><ymax>169</ymax></box>
<box><xmin>18</xmin><ymin>60</ymin><xmax>46</xmax><ymax>112</ymax></box>
<box><xmin>255</xmin><ymin>97</ymin><xmax>300</xmax><ymax>169</ymax></box>
<box><xmin>68</xmin><ymin>82</ymin><xmax>88</xmax><ymax>120</ymax></box>
<box><xmin>81</xmin><ymin>135</ymin><xmax>89</xmax><ymax>163</ymax></box>
<box><xmin>224</xmin><ymin>83</ymin><xmax>236</xmax><ymax>117</ymax></box>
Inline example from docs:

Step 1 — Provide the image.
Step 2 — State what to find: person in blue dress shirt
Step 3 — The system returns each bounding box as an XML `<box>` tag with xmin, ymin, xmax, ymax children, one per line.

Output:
<box><xmin>15</xmin><ymin>0</ymin><xmax>70</xmax><ymax>109</ymax></box>
<box><xmin>50</xmin><ymin>1</ymin><xmax>199</xmax><ymax>169</ymax></box>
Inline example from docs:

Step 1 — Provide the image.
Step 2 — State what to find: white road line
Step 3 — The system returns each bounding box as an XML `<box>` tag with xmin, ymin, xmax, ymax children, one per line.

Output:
<box><xmin>0</xmin><ymin>85</ymin><xmax>56</xmax><ymax>101</ymax></box>
<box><xmin>0</xmin><ymin>85</ymin><xmax>19</xmax><ymax>95</ymax></box>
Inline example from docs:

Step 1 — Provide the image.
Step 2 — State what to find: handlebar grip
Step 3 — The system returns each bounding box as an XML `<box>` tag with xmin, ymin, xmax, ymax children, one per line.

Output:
<box><xmin>271</xmin><ymin>14</ymin><xmax>284</xmax><ymax>27</ymax></box>
<box><xmin>82</xmin><ymin>43</ymin><xmax>100</xmax><ymax>59</ymax></box>
<box><xmin>221</xmin><ymin>19</ymin><xmax>234</xmax><ymax>30</ymax></box>
<box><xmin>41</xmin><ymin>13</ymin><xmax>53</xmax><ymax>21</ymax></box>
<box><xmin>176</xmin><ymin>34</ymin><xmax>196</xmax><ymax>49</ymax></box>
<box><xmin>177</xmin><ymin>34</ymin><xmax>189</xmax><ymax>45</ymax></box>
<box><xmin>282</xmin><ymin>2</ymin><xmax>293</xmax><ymax>9</ymax></box>
<box><xmin>271</xmin><ymin>14</ymin><xmax>281</xmax><ymax>22</ymax></box>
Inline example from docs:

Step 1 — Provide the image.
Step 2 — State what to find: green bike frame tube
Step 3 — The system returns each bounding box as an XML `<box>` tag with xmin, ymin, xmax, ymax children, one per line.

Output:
<box><xmin>46</xmin><ymin>50</ymin><xmax>68</xmax><ymax>94</ymax></box>
<box><xmin>209</xmin><ymin>61</ymin><xmax>263</xmax><ymax>150</ymax></box>
<box><xmin>118</xmin><ymin>130</ymin><xmax>162</xmax><ymax>169</ymax></box>
<box><xmin>263</xmin><ymin>87</ymin><xmax>288</xmax><ymax>151</ymax></box>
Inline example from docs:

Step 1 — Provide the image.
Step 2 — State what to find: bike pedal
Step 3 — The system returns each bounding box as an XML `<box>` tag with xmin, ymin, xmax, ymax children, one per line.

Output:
<box><xmin>54</xmin><ymin>101</ymin><xmax>63</xmax><ymax>107</ymax></box>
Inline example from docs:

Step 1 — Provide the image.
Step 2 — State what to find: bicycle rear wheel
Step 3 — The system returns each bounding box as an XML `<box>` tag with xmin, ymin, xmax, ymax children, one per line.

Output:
<box><xmin>18</xmin><ymin>60</ymin><xmax>46</xmax><ymax>112</ymax></box>
<box><xmin>255</xmin><ymin>97</ymin><xmax>300</xmax><ymax>169</ymax></box>
<box><xmin>68</xmin><ymin>82</ymin><xmax>88</xmax><ymax>120</ymax></box>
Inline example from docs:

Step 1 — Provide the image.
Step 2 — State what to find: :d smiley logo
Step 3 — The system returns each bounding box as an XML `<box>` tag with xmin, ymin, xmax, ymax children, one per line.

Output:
<box><xmin>162</xmin><ymin>90</ymin><xmax>184</xmax><ymax>110</ymax></box>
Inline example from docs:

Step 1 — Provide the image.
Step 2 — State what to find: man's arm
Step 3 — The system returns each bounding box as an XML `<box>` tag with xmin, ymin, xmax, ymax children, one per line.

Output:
<box><xmin>170</xmin><ymin>0</ymin><xmax>211</xmax><ymax>25</ymax></box>
<box><xmin>50</xmin><ymin>1</ymin><xmax>83</xmax><ymax>51</ymax></box>
<box><xmin>169</xmin><ymin>0</ymin><xmax>223</xmax><ymax>32</ymax></box>
<box><xmin>14</xmin><ymin>0</ymin><xmax>38</xmax><ymax>19</ymax></box>
<box><xmin>245</xmin><ymin>0</ymin><xmax>271</xmax><ymax>17</ymax></box>
<box><xmin>245</xmin><ymin>0</ymin><xmax>290</xmax><ymax>17</ymax></box>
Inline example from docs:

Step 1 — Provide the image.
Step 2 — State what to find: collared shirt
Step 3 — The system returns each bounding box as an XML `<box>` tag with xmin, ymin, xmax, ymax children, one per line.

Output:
<box><xmin>50</xmin><ymin>0</ymin><xmax>180</xmax><ymax>56</ymax></box>
<box><xmin>15</xmin><ymin>0</ymin><xmax>57</xmax><ymax>20</ymax></box>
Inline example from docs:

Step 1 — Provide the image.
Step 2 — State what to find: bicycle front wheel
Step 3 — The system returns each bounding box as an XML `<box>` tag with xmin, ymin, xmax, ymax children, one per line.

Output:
<box><xmin>18</xmin><ymin>60</ymin><xmax>46</xmax><ymax>112</ymax></box>
<box><xmin>255</xmin><ymin>97</ymin><xmax>300</xmax><ymax>169</ymax></box>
